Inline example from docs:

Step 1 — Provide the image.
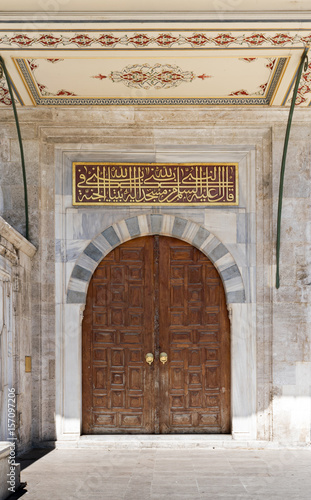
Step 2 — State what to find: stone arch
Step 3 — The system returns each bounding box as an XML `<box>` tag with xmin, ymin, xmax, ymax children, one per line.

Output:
<box><xmin>66</xmin><ymin>214</ymin><xmax>246</xmax><ymax>305</ymax></box>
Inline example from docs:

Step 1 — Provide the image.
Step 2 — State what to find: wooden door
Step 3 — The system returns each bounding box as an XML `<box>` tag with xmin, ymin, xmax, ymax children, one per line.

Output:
<box><xmin>82</xmin><ymin>236</ymin><xmax>230</xmax><ymax>434</ymax></box>
<box><xmin>159</xmin><ymin>237</ymin><xmax>231</xmax><ymax>433</ymax></box>
<box><xmin>82</xmin><ymin>237</ymin><xmax>155</xmax><ymax>434</ymax></box>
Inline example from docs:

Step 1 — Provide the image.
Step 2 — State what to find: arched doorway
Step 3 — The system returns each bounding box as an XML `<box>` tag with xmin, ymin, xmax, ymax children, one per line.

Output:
<box><xmin>82</xmin><ymin>236</ymin><xmax>230</xmax><ymax>434</ymax></box>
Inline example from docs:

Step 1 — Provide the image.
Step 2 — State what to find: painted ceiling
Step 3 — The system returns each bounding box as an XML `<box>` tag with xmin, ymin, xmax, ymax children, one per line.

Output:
<box><xmin>0</xmin><ymin>12</ymin><xmax>311</xmax><ymax>107</ymax></box>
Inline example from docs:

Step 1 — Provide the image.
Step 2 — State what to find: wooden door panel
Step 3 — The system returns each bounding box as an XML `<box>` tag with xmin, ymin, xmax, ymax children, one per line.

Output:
<box><xmin>83</xmin><ymin>235</ymin><xmax>230</xmax><ymax>435</ymax></box>
<box><xmin>159</xmin><ymin>236</ymin><xmax>230</xmax><ymax>434</ymax></box>
<box><xmin>82</xmin><ymin>237</ymin><xmax>155</xmax><ymax>434</ymax></box>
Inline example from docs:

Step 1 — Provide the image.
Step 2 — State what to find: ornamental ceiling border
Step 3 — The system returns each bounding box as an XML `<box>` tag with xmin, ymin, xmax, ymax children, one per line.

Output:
<box><xmin>0</xmin><ymin>29</ymin><xmax>310</xmax><ymax>107</ymax></box>
<box><xmin>0</xmin><ymin>30</ymin><xmax>310</xmax><ymax>49</ymax></box>
<box><xmin>13</xmin><ymin>56</ymin><xmax>287</xmax><ymax>106</ymax></box>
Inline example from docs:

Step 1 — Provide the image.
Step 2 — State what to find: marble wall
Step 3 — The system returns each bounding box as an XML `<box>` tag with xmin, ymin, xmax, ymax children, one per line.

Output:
<box><xmin>0</xmin><ymin>106</ymin><xmax>310</xmax><ymax>446</ymax></box>
<box><xmin>0</xmin><ymin>217</ymin><xmax>36</xmax><ymax>453</ymax></box>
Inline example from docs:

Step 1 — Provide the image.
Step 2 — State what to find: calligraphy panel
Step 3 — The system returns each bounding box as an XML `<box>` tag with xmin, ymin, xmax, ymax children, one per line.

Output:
<box><xmin>73</xmin><ymin>162</ymin><xmax>238</xmax><ymax>205</ymax></box>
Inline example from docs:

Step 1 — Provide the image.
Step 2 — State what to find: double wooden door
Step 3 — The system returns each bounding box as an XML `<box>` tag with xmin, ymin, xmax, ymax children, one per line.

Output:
<box><xmin>82</xmin><ymin>236</ymin><xmax>230</xmax><ymax>434</ymax></box>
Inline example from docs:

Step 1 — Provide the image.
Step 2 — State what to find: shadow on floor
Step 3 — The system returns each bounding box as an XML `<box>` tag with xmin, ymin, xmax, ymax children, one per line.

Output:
<box><xmin>17</xmin><ymin>448</ymin><xmax>54</xmax><ymax>471</ymax></box>
<box><xmin>8</xmin><ymin>448</ymin><xmax>54</xmax><ymax>499</ymax></box>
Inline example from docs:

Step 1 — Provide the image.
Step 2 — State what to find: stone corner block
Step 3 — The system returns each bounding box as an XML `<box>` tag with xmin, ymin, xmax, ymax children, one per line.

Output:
<box><xmin>83</xmin><ymin>242</ymin><xmax>103</xmax><ymax>262</ymax></box>
<box><xmin>102</xmin><ymin>226</ymin><xmax>120</xmax><ymax>247</ymax></box>
<box><xmin>227</xmin><ymin>290</ymin><xmax>246</xmax><ymax>304</ymax></box>
<box><xmin>125</xmin><ymin>216</ymin><xmax>141</xmax><ymax>237</ymax></box>
<box><xmin>172</xmin><ymin>217</ymin><xmax>188</xmax><ymax>238</ymax></box>
<box><xmin>149</xmin><ymin>214</ymin><xmax>163</xmax><ymax>234</ymax></box>
<box><xmin>67</xmin><ymin>290</ymin><xmax>86</xmax><ymax>304</ymax></box>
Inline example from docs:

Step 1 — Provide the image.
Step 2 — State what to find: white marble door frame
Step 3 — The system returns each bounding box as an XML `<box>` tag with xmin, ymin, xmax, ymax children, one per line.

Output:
<box><xmin>54</xmin><ymin>142</ymin><xmax>260</xmax><ymax>443</ymax></box>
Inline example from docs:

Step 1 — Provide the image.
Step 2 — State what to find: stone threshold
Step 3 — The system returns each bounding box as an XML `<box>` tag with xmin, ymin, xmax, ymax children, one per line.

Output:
<box><xmin>44</xmin><ymin>436</ymin><xmax>311</xmax><ymax>450</ymax></box>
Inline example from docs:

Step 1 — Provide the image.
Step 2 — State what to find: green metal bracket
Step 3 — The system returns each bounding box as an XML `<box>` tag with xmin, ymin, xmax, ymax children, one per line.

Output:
<box><xmin>0</xmin><ymin>55</ymin><xmax>29</xmax><ymax>241</ymax></box>
<box><xmin>276</xmin><ymin>47</ymin><xmax>309</xmax><ymax>289</ymax></box>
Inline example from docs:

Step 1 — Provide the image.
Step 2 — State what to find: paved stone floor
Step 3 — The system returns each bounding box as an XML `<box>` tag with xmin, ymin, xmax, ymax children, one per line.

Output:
<box><xmin>7</xmin><ymin>448</ymin><xmax>311</xmax><ymax>499</ymax></box>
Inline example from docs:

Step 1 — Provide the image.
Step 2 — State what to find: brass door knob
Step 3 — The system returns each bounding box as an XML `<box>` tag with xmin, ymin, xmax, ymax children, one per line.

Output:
<box><xmin>145</xmin><ymin>353</ymin><xmax>154</xmax><ymax>365</ymax></box>
<box><xmin>160</xmin><ymin>352</ymin><xmax>168</xmax><ymax>364</ymax></box>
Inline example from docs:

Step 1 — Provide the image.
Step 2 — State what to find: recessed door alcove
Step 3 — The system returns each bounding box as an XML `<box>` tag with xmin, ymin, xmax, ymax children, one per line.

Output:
<box><xmin>82</xmin><ymin>235</ymin><xmax>230</xmax><ymax>434</ymax></box>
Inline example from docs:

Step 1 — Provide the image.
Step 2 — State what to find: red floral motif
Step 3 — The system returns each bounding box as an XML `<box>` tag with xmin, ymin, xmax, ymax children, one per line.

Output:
<box><xmin>97</xmin><ymin>34</ymin><xmax>121</xmax><ymax>47</ymax></box>
<box><xmin>10</xmin><ymin>34</ymin><xmax>33</xmax><ymax>46</ymax></box>
<box><xmin>27</xmin><ymin>59</ymin><xmax>38</xmax><ymax>72</ymax></box>
<box><xmin>46</xmin><ymin>58</ymin><xmax>63</xmax><ymax>63</ymax></box>
<box><xmin>37</xmin><ymin>34</ymin><xmax>62</xmax><ymax>47</ymax></box>
<box><xmin>296</xmin><ymin>81</ymin><xmax>311</xmax><ymax>104</ymax></box>
<box><xmin>109</xmin><ymin>63</ymin><xmax>194</xmax><ymax>89</ymax></box>
<box><xmin>37</xmin><ymin>83</ymin><xmax>47</xmax><ymax>93</ymax></box>
<box><xmin>213</xmin><ymin>34</ymin><xmax>237</xmax><ymax>46</ymax></box>
<box><xmin>300</xmin><ymin>35</ymin><xmax>311</xmax><ymax>45</ymax></box>
<box><xmin>266</xmin><ymin>59</ymin><xmax>276</xmax><ymax>71</ymax></box>
<box><xmin>0</xmin><ymin>84</ymin><xmax>12</xmax><ymax>105</ymax></box>
<box><xmin>294</xmin><ymin>92</ymin><xmax>308</xmax><ymax>105</ymax></box>
<box><xmin>69</xmin><ymin>34</ymin><xmax>94</xmax><ymax>46</ymax></box>
<box><xmin>37</xmin><ymin>82</ymin><xmax>76</xmax><ymax>97</ymax></box>
<box><xmin>258</xmin><ymin>83</ymin><xmax>267</xmax><ymax>94</ymax></box>
<box><xmin>185</xmin><ymin>34</ymin><xmax>209</xmax><ymax>46</ymax></box>
<box><xmin>156</xmin><ymin>70</ymin><xmax>187</xmax><ymax>84</ymax></box>
<box><xmin>156</xmin><ymin>34</ymin><xmax>179</xmax><ymax>46</ymax></box>
<box><xmin>270</xmin><ymin>34</ymin><xmax>294</xmax><ymax>45</ymax></box>
<box><xmin>240</xmin><ymin>58</ymin><xmax>257</xmax><ymax>62</ymax></box>
<box><xmin>229</xmin><ymin>90</ymin><xmax>249</xmax><ymax>96</ymax></box>
<box><xmin>55</xmin><ymin>89</ymin><xmax>77</xmax><ymax>96</ymax></box>
<box><xmin>287</xmin><ymin>62</ymin><xmax>311</xmax><ymax>106</ymax></box>
<box><xmin>244</xmin><ymin>33</ymin><xmax>267</xmax><ymax>45</ymax></box>
<box><xmin>127</xmin><ymin>34</ymin><xmax>152</xmax><ymax>46</ymax></box>
<box><xmin>93</xmin><ymin>65</ymin><xmax>212</xmax><ymax>87</ymax></box>
<box><xmin>197</xmin><ymin>74</ymin><xmax>212</xmax><ymax>80</ymax></box>
<box><xmin>301</xmin><ymin>70</ymin><xmax>311</xmax><ymax>83</ymax></box>
<box><xmin>120</xmin><ymin>71</ymin><xmax>145</xmax><ymax>83</ymax></box>
<box><xmin>92</xmin><ymin>74</ymin><xmax>107</xmax><ymax>80</ymax></box>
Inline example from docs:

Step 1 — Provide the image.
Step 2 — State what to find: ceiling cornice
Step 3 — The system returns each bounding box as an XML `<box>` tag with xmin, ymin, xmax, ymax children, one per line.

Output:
<box><xmin>1</xmin><ymin>11</ymin><xmax>311</xmax><ymax>24</ymax></box>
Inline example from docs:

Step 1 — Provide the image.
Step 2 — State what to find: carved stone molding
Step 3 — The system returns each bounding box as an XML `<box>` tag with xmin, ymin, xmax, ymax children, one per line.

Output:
<box><xmin>0</xmin><ymin>216</ymin><xmax>36</xmax><ymax>259</ymax></box>
<box><xmin>0</xmin><ymin>235</ymin><xmax>18</xmax><ymax>265</ymax></box>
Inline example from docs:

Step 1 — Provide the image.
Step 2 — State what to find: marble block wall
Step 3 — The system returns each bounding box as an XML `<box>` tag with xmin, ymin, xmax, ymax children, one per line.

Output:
<box><xmin>0</xmin><ymin>217</ymin><xmax>36</xmax><ymax>453</ymax></box>
<box><xmin>0</xmin><ymin>106</ymin><xmax>310</xmax><ymax>446</ymax></box>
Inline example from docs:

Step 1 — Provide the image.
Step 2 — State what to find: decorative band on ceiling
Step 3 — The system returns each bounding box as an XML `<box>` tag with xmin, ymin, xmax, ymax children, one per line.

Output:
<box><xmin>2</xmin><ymin>31</ymin><xmax>311</xmax><ymax>50</ymax></box>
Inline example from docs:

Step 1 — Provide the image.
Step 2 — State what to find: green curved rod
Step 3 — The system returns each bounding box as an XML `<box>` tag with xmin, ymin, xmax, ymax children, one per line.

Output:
<box><xmin>276</xmin><ymin>47</ymin><xmax>309</xmax><ymax>289</ymax></box>
<box><xmin>0</xmin><ymin>55</ymin><xmax>29</xmax><ymax>240</ymax></box>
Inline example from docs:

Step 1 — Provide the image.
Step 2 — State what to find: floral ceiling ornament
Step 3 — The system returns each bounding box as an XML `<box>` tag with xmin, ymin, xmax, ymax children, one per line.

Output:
<box><xmin>108</xmin><ymin>63</ymin><xmax>196</xmax><ymax>90</ymax></box>
<box><xmin>229</xmin><ymin>58</ymin><xmax>276</xmax><ymax>97</ymax></box>
<box><xmin>0</xmin><ymin>82</ymin><xmax>13</xmax><ymax>105</ymax></box>
<box><xmin>27</xmin><ymin>58</ymin><xmax>76</xmax><ymax>97</ymax></box>
<box><xmin>92</xmin><ymin>63</ymin><xmax>196</xmax><ymax>90</ymax></box>
<box><xmin>92</xmin><ymin>63</ymin><xmax>212</xmax><ymax>90</ymax></box>
<box><xmin>239</xmin><ymin>58</ymin><xmax>257</xmax><ymax>63</ymax></box>
<box><xmin>288</xmin><ymin>60</ymin><xmax>311</xmax><ymax>105</ymax></box>
<box><xmin>46</xmin><ymin>58</ymin><xmax>64</xmax><ymax>64</ymax></box>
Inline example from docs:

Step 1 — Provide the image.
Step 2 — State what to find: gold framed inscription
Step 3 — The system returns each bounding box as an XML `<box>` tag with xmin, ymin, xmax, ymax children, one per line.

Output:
<box><xmin>72</xmin><ymin>162</ymin><xmax>238</xmax><ymax>206</ymax></box>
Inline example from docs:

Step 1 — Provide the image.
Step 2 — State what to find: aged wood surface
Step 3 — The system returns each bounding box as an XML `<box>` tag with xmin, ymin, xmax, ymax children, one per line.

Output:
<box><xmin>82</xmin><ymin>237</ymin><xmax>155</xmax><ymax>434</ymax></box>
<box><xmin>82</xmin><ymin>236</ymin><xmax>230</xmax><ymax>434</ymax></box>
<box><xmin>159</xmin><ymin>237</ymin><xmax>230</xmax><ymax>433</ymax></box>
